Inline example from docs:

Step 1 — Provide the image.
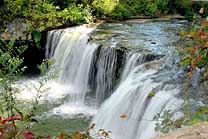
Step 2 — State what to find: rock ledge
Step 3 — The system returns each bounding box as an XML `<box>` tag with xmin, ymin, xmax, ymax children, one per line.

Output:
<box><xmin>153</xmin><ymin>122</ymin><xmax>208</xmax><ymax>139</ymax></box>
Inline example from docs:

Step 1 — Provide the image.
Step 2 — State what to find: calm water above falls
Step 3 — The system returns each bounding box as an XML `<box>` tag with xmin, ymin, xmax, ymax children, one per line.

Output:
<box><xmin>17</xmin><ymin>21</ymin><xmax>191</xmax><ymax>137</ymax></box>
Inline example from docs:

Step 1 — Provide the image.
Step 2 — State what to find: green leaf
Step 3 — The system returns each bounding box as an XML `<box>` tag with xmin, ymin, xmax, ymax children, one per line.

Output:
<box><xmin>32</xmin><ymin>30</ymin><xmax>41</xmax><ymax>47</ymax></box>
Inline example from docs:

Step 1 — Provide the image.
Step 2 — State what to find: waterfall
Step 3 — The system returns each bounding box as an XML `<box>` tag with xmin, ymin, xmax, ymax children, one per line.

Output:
<box><xmin>91</xmin><ymin>59</ymin><xmax>184</xmax><ymax>139</ymax></box>
<box><xmin>43</xmin><ymin>22</ymin><xmax>187</xmax><ymax>137</ymax></box>
<box><xmin>95</xmin><ymin>47</ymin><xmax>118</xmax><ymax>104</ymax></box>
<box><xmin>45</xmin><ymin>26</ymin><xmax>123</xmax><ymax>108</ymax></box>
<box><xmin>121</xmin><ymin>52</ymin><xmax>144</xmax><ymax>81</ymax></box>
<box><xmin>45</xmin><ymin>27</ymin><xmax>99</xmax><ymax>105</ymax></box>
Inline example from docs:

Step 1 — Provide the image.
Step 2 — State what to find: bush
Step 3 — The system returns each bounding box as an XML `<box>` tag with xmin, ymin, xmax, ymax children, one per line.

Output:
<box><xmin>92</xmin><ymin>0</ymin><xmax>119</xmax><ymax>15</ymax></box>
<box><xmin>156</xmin><ymin>0</ymin><xmax>169</xmax><ymax>14</ymax></box>
<box><xmin>145</xmin><ymin>2</ymin><xmax>158</xmax><ymax>17</ymax></box>
<box><xmin>175</xmin><ymin>0</ymin><xmax>194</xmax><ymax>19</ymax></box>
<box><xmin>0</xmin><ymin>0</ymin><xmax>92</xmax><ymax>33</ymax></box>
<box><xmin>125</xmin><ymin>0</ymin><xmax>147</xmax><ymax>14</ymax></box>
<box><xmin>111</xmin><ymin>3</ymin><xmax>132</xmax><ymax>19</ymax></box>
<box><xmin>67</xmin><ymin>4</ymin><xmax>93</xmax><ymax>24</ymax></box>
<box><xmin>93</xmin><ymin>0</ymin><xmax>170</xmax><ymax>19</ymax></box>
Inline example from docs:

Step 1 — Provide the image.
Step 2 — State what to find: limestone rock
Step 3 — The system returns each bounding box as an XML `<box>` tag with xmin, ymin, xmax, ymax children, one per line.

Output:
<box><xmin>1</xmin><ymin>18</ymin><xmax>31</xmax><ymax>40</ymax></box>
<box><xmin>153</xmin><ymin>122</ymin><xmax>208</xmax><ymax>139</ymax></box>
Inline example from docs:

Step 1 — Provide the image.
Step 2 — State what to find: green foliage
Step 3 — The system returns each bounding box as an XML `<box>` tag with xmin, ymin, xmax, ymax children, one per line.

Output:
<box><xmin>185</xmin><ymin>106</ymin><xmax>208</xmax><ymax>125</ymax></box>
<box><xmin>48</xmin><ymin>0</ymin><xmax>76</xmax><ymax>9</ymax></box>
<box><xmin>111</xmin><ymin>0</ymin><xmax>169</xmax><ymax>19</ymax></box>
<box><xmin>0</xmin><ymin>0</ymin><xmax>92</xmax><ymax>33</ymax></box>
<box><xmin>154</xmin><ymin>110</ymin><xmax>177</xmax><ymax>134</ymax></box>
<box><xmin>92</xmin><ymin>0</ymin><xmax>119</xmax><ymax>15</ymax></box>
<box><xmin>155</xmin><ymin>0</ymin><xmax>169</xmax><ymax>14</ymax></box>
<box><xmin>144</xmin><ymin>2</ymin><xmax>158</xmax><ymax>17</ymax></box>
<box><xmin>110</xmin><ymin>2</ymin><xmax>132</xmax><ymax>19</ymax></box>
<box><xmin>0</xmin><ymin>39</ymin><xmax>27</xmax><ymax>116</ymax></box>
<box><xmin>175</xmin><ymin>0</ymin><xmax>200</xmax><ymax>20</ymax></box>
<box><xmin>147</xmin><ymin>91</ymin><xmax>156</xmax><ymax>99</ymax></box>
<box><xmin>67</xmin><ymin>4</ymin><xmax>93</xmax><ymax>25</ymax></box>
<box><xmin>91</xmin><ymin>0</ymin><xmax>208</xmax><ymax>20</ymax></box>
<box><xmin>180</xmin><ymin>18</ymin><xmax>208</xmax><ymax>71</ymax></box>
<box><xmin>32</xmin><ymin>30</ymin><xmax>42</xmax><ymax>48</ymax></box>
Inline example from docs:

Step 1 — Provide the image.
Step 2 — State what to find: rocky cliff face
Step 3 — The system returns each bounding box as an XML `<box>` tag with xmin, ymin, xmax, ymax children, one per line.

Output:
<box><xmin>153</xmin><ymin>122</ymin><xmax>208</xmax><ymax>139</ymax></box>
<box><xmin>0</xmin><ymin>19</ymin><xmax>45</xmax><ymax>75</ymax></box>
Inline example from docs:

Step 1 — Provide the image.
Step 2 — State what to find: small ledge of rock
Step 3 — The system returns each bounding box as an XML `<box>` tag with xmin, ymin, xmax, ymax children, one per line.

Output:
<box><xmin>1</xmin><ymin>18</ymin><xmax>31</xmax><ymax>40</ymax></box>
<box><xmin>152</xmin><ymin>122</ymin><xmax>208</xmax><ymax>139</ymax></box>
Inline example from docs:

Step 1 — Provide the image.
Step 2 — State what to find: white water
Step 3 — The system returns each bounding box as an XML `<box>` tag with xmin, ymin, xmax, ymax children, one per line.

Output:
<box><xmin>43</xmin><ymin>25</ymin><xmax>122</xmax><ymax>116</ymax></box>
<box><xmin>121</xmin><ymin>52</ymin><xmax>144</xmax><ymax>81</ymax></box>
<box><xmin>45</xmin><ymin>27</ymin><xmax>99</xmax><ymax>106</ymax></box>
<box><xmin>15</xmin><ymin>21</ymin><xmax>189</xmax><ymax>137</ymax></box>
<box><xmin>92</xmin><ymin>60</ymin><xmax>184</xmax><ymax>139</ymax></box>
<box><xmin>95</xmin><ymin>47</ymin><xmax>117</xmax><ymax>104</ymax></box>
<box><xmin>16</xmin><ymin>26</ymin><xmax>99</xmax><ymax>117</ymax></box>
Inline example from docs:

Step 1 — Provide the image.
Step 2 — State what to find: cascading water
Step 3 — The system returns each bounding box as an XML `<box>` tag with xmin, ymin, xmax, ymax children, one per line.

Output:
<box><xmin>16</xmin><ymin>21</ymin><xmax>190</xmax><ymax>137</ymax></box>
<box><xmin>121</xmin><ymin>52</ymin><xmax>144</xmax><ymax>81</ymax></box>
<box><xmin>45</xmin><ymin>27</ymin><xmax>99</xmax><ymax>105</ymax></box>
<box><xmin>45</xmin><ymin>25</ymin><xmax>121</xmax><ymax>110</ymax></box>
<box><xmin>95</xmin><ymin>47</ymin><xmax>118</xmax><ymax>104</ymax></box>
<box><xmin>91</xmin><ymin>21</ymin><xmax>188</xmax><ymax>139</ymax></box>
<box><xmin>91</xmin><ymin>59</ymin><xmax>184</xmax><ymax>139</ymax></box>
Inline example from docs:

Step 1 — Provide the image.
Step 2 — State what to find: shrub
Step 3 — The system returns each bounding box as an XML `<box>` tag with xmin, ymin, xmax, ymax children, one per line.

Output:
<box><xmin>92</xmin><ymin>0</ymin><xmax>119</xmax><ymax>15</ymax></box>
<box><xmin>145</xmin><ymin>2</ymin><xmax>158</xmax><ymax>17</ymax></box>
<box><xmin>111</xmin><ymin>3</ymin><xmax>132</xmax><ymax>19</ymax></box>
<box><xmin>0</xmin><ymin>0</ymin><xmax>92</xmax><ymax>33</ymax></box>
<box><xmin>67</xmin><ymin>4</ymin><xmax>93</xmax><ymax>24</ymax></box>
<box><xmin>156</xmin><ymin>0</ymin><xmax>169</xmax><ymax>14</ymax></box>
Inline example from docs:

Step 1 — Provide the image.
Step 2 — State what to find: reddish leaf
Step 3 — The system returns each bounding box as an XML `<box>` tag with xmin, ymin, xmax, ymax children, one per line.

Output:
<box><xmin>198</xmin><ymin>31</ymin><xmax>206</xmax><ymax>36</ymax></box>
<box><xmin>44</xmin><ymin>136</ymin><xmax>51</xmax><ymax>139</ymax></box>
<box><xmin>56</xmin><ymin>132</ymin><xmax>65</xmax><ymax>139</ymax></box>
<box><xmin>21</xmin><ymin>130</ymin><xmax>35</xmax><ymax>139</ymax></box>
<box><xmin>2</xmin><ymin>114</ymin><xmax>21</xmax><ymax>124</ymax></box>
<box><xmin>39</xmin><ymin>135</ymin><xmax>51</xmax><ymax>139</ymax></box>
<box><xmin>197</xmin><ymin>54</ymin><xmax>201</xmax><ymax>61</ymax></box>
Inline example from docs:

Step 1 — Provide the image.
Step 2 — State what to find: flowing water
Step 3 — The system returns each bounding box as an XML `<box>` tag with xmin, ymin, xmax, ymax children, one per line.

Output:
<box><xmin>16</xmin><ymin>21</ymin><xmax>190</xmax><ymax>138</ymax></box>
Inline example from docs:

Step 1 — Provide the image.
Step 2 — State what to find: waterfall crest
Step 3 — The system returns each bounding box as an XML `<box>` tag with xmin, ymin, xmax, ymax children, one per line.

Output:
<box><xmin>121</xmin><ymin>52</ymin><xmax>144</xmax><ymax>81</ymax></box>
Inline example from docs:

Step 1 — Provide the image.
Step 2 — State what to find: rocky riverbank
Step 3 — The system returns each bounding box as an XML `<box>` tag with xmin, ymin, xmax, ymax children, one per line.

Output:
<box><xmin>153</xmin><ymin>122</ymin><xmax>208</xmax><ymax>139</ymax></box>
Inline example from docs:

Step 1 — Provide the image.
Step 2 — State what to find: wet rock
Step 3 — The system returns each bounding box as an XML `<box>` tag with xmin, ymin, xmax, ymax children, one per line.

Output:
<box><xmin>90</xmin><ymin>32</ymin><xmax>119</xmax><ymax>41</ymax></box>
<box><xmin>144</xmin><ymin>53</ymin><xmax>164</xmax><ymax>62</ymax></box>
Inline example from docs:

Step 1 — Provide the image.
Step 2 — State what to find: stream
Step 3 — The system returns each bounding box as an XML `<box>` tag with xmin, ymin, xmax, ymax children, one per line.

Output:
<box><xmin>16</xmin><ymin>20</ymin><xmax>193</xmax><ymax>138</ymax></box>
